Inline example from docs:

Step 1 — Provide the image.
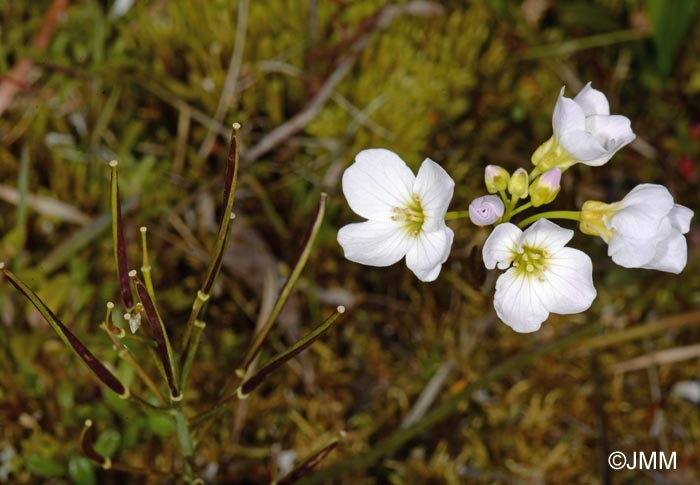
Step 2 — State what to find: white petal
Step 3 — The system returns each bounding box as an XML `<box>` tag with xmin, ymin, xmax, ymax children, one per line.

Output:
<box><xmin>552</xmin><ymin>88</ymin><xmax>586</xmax><ymax>137</ymax></box>
<box><xmin>642</xmin><ymin>230</ymin><xmax>688</xmax><ymax>274</ymax></box>
<box><xmin>608</xmin><ymin>232</ymin><xmax>659</xmax><ymax>268</ymax></box>
<box><xmin>493</xmin><ymin>270</ymin><xmax>549</xmax><ymax>333</ymax></box>
<box><xmin>520</xmin><ymin>219</ymin><xmax>574</xmax><ymax>254</ymax></box>
<box><xmin>573</xmin><ymin>82</ymin><xmax>610</xmax><ymax>116</ymax></box>
<box><xmin>612</xmin><ymin>184</ymin><xmax>674</xmax><ymax>238</ymax></box>
<box><xmin>342</xmin><ymin>149</ymin><xmax>415</xmax><ymax>221</ymax></box>
<box><xmin>668</xmin><ymin>204</ymin><xmax>694</xmax><ymax>233</ymax></box>
<box><xmin>413</xmin><ymin>158</ymin><xmax>455</xmax><ymax>231</ymax></box>
<box><xmin>585</xmin><ymin>115</ymin><xmax>635</xmax><ymax>151</ymax></box>
<box><xmin>536</xmin><ymin>247</ymin><xmax>596</xmax><ymax>314</ymax></box>
<box><xmin>559</xmin><ymin>130</ymin><xmax>609</xmax><ymax>164</ymax></box>
<box><xmin>482</xmin><ymin>223</ymin><xmax>522</xmax><ymax>270</ymax></box>
<box><xmin>405</xmin><ymin>226</ymin><xmax>454</xmax><ymax>282</ymax></box>
<box><xmin>337</xmin><ymin>221</ymin><xmax>410</xmax><ymax>267</ymax></box>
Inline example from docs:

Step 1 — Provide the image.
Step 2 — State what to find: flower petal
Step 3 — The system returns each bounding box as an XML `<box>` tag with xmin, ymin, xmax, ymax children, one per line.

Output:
<box><xmin>668</xmin><ymin>204</ymin><xmax>694</xmax><ymax>233</ymax></box>
<box><xmin>608</xmin><ymin>231</ymin><xmax>661</xmax><ymax>268</ymax></box>
<box><xmin>337</xmin><ymin>220</ymin><xmax>410</xmax><ymax>267</ymax></box>
<box><xmin>558</xmin><ymin>130</ymin><xmax>609</xmax><ymax>164</ymax></box>
<box><xmin>612</xmin><ymin>184</ymin><xmax>674</xmax><ymax>239</ymax></box>
<box><xmin>642</xmin><ymin>229</ymin><xmax>688</xmax><ymax>274</ymax></box>
<box><xmin>483</xmin><ymin>223</ymin><xmax>522</xmax><ymax>270</ymax></box>
<box><xmin>342</xmin><ymin>149</ymin><xmax>415</xmax><ymax>221</ymax></box>
<box><xmin>520</xmin><ymin>219</ymin><xmax>574</xmax><ymax>254</ymax></box>
<box><xmin>405</xmin><ymin>226</ymin><xmax>454</xmax><ymax>282</ymax></box>
<box><xmin>585</xmin><ymin>114</ymin><xmax>635</xmax><ymax>151</ymax></box>
<box><xmin>493</xmin><ymin>269</ymin><xmax>550</xmax><ymax>333</ymax></box>
<box><xmin>573</xmin><ymin>82</ymin><xmax>610</xmax><ymax>116</ymax></box>
<box><xmin>412</xmin><ymin>158</ymin><xmax>455</xmax><ymax>231</ymax></box>
<box><xmin>552</xmin><ymin>88</ymin><xmax>586</xmax><ymax>137</ymax></box>
<box><xmin>536</xmin><ymin>247</ymin><xmax>596</xmax><ymax>314</ymax></box>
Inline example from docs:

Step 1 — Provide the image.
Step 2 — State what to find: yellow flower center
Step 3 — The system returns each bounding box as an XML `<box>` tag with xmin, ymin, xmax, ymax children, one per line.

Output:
<box><xmin>511</xmin><ymin>244</ymin><xmax>549</xmax><ymax>280</ymax></box>
<box><xmin>391</xmin><ymin>194</ymin><xmax>425</xmax><ymax>237</ymax></box>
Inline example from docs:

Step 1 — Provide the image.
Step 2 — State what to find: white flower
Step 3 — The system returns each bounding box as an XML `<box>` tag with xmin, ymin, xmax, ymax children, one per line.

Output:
<box><xmin>483</xmin><ymin>219</ymin><xmax>596</xmax><ymax>333</ymax></box>
<box><xmin>469</xmin><ymin>195</ymin><xmax>504</xmax><ymax>226</ymax></box>
<box><xmin>337</xmin><ymin>149</ymin><xmax>454</xmax><ymax>282</ymax></box>
<box><xmin>532</xmin><ymin>83</ymin><xmax>636</xmax><ymax>170</ymax></box>
<box><xmin>581</xmin><ymin>184</ymin><xmax>694</xmax><ymax>274</ymax></box>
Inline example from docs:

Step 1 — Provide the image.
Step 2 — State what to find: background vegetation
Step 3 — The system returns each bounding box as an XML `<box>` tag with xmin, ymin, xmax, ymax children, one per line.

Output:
<box><xmin>1</xmin><ymin>0</ymin><xmax>699</xmax><ymax>483</ymax></box>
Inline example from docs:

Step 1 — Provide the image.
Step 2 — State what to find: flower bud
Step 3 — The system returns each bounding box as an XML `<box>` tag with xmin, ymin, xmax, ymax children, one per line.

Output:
<box><xmin>484</xmin><ymin>165</ymin><xmax>510</xmax><ymax>194</ymax></box>
<box><xmin>528</xmin><ymin>168</ymin><xmax>561</xmax><ymax>207</ymax></box>
<box><xmin>507</xmin><ymin>168</ymin><xmax>529</xmax><ymax>199</ymax></box>
<box><xmin>468</xmin><ymin>195</ymin><xmax>505</xmax><ymax>226</ymax></box>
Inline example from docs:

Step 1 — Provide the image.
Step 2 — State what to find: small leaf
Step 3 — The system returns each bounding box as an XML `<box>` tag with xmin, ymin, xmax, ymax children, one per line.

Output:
<box><xmin>94</xmin><ymin>429</ymin><xmax>121</xmax><ymax>458</ymax></box>
<box><xmin>146</xmin><ymin>412</ymin><xmax>176</xmax><ymax>438</ymax></box>
<box><xmin>26</xmin><ymin>454</ymin><xmax>65</xmax><ymax>478</ymax></box>
<box><xmin>68</xmin><ymin>456</ymin><xmax>97</xmax><ymax>485</ymax></box>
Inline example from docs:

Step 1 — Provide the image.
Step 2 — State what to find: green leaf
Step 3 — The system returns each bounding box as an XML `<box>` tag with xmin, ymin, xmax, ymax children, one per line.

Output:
<box><xmin>26</xmin><ymin>454</ymin><xmax>65</xmax><ymax>478</ymax></box>
<box><xmin>146</xmin><ymin>412</ymin><xmax>176</xmax><ymax>438</ymax></box>
<box><xmin>648</xmin><ymin>0</ymin><xmax>699</xmax><ymax>75</ymax></box>
<box><xmin>68</xmin><ymin>456</ymin><xmax>97</xmax><ymax>485</ymax></box>
<box><xmin>94</xmin><ymin>430</ymin><xmax>120</xmax><ymax>458</ymax></box>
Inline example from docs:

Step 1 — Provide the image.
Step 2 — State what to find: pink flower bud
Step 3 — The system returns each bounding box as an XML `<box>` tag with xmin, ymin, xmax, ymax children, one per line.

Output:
<box><xmin>529</xmin><ymin>168</ymin><xmax>561</xmax><ymax>207</ymax></box>
<box><xmin>469</xmin><ymin>195</ymin><xmax>505</xmax><ymax>226</ymax></box>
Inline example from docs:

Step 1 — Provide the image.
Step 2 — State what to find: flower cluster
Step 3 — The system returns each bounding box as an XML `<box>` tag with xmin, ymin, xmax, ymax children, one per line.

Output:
<box><xmin>337</xmin><ymin>84</ymin><xmax>693</xmax><ymax>333</ymax></box>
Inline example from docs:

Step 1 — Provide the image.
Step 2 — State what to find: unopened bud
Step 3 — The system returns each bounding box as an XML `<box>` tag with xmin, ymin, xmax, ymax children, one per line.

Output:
<box><xmin>507</xmin><ymin>168</ymin><xmax>529</xmax><ymax>199</ymax></box>
<box><xmin>468</xmin><ymin>195</ymin><xmax>505</xmax><ymax>226</ymax></box>
<box><xmin>528</xmin><ymin>168</ymin><xmax>561</xmax><ymax>207</ymax></box>
<box><xmin>484</xmin><ymin>165</ymin><xmax>510</xmax><ymax>193</ymax></box>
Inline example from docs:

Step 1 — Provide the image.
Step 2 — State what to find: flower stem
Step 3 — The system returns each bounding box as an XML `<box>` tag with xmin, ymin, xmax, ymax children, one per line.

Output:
<box><xmin>99</xmin><ymin>322</ymin><xmax>167</xmax><ymax>405</ymax></box>
<box><xmin>509</xmin><ymin>201</ymin><xmax>533</xmax><ymax>218</ymax></box>
<box><xmin>517</xmin><ymin>210</ymin><xmax>581</xmax><ymax>228</ymax></box>
<box><xmin>139</xmin><ymin>226</ymin><xmax>158</xmax><ymax>304</ymax></box>
<box><xmin>172</xmin><ymin>406</ymin><xmax>195</xmax><ymax>481</ymax></box>
<box><xmin>180</xmin><ymin>319</ymin><xmax>206</xmax><ymax>393</ymax></box>
<box><xmin>502</xmin><ymin>194</ymin><xmax>520</xmax><ymax>222</ymax></box>
<box><xmin>444</xmin><ymin>210</ymin><xmax>470</xmax><ymax>221</ymax></box>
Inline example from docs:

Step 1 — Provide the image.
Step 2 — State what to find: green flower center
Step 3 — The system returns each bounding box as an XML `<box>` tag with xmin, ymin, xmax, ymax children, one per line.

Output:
<box><xmin>391</xmin><ymin>194</ymin><xmax>425</xmax><ymax>237</ymax></box>
<box><xmin>511</xmin><ymin>244</ymin><xmax>549</xmax><ymax>280</ymax></box>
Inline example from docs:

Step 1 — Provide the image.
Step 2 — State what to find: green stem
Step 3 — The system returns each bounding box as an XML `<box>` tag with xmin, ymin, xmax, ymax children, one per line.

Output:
<box><xmin>181</xmin><ymin>124</ymin><xmax>240</xmax><ymax>353</ymax></box>
<box><xmin>172</xmin><ymin>406</ymin><xmax>195</xmax><ymax>481</ymax></box>
<box><xmin>444</xmin><ymin>210</ymin><xmax>470</xmax><ymax>221</ymax></box>
<box><xmin>517</xmin><ymin>210</ymin><xmax>581</xmax><ymax>228</ymax></box>
<box><xmin>99</xmin><ymin>322</ymin><xmax>167</xmax><ymax>405</ymax></box>
<box><xmin>502</xmin><ymin>194</ymin><xmax>520</xmax><ymax>222</ymax></box>
<box><xmin>239</xmin><ymin>307</ymin><xmax>345</xmax><ymax>396</ymax></box>
<box><xmin>298</xmin><ymin>323</ymin><xmax>598</xmax><ymax>484</ymax></box>
<box><xmin>139</xmin><ymin>226</ymin><xmax>158</xmax><ymax>304</ymax></box>
<box><xmin>180</xmin><ymin>320</ymin><xmax>206</xmax><ymax>393</ymax></box>
<box><xmin>509</xmin><ymin>201</ymin><xmax>533</xmax><ymax>218</ymax></box>
<box><xmin>237</xmin><ymin>193</ymin><xmax>327</xmax><ymax>373</ymax></box>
